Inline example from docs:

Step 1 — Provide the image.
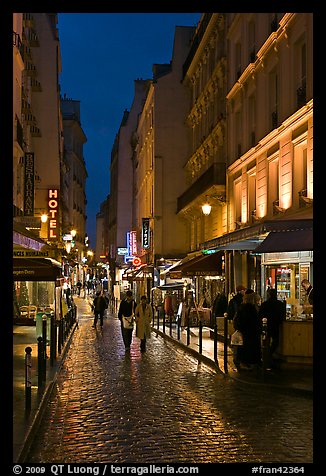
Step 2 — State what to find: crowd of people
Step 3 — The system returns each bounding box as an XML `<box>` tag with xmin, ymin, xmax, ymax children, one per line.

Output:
<box><xmin>228</xmin><ymin>280</ymin><xmax>313</xmax><ymax>372</ymax></box>
<box><xmin>68</xmin><ymin>276</ymin><xmax>313</xmax><ymax>367</ymax></box>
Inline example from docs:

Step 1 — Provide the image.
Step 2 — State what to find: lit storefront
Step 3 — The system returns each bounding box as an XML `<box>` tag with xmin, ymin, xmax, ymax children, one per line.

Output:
<box><xmin>13</xmin><ymin>254</ymin><xmax>64</xmax><ymax>326</ymax></box>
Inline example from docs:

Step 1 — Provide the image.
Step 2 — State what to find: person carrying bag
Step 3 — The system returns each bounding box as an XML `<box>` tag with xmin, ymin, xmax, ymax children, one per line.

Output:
<box><xmin>118</xmin><ymin>290</ymin><xmax>135</xmax><ymax>351</ymax></box>
<box><xmin>135</xmin><ymin>295</ymin><xmax>153</xmax><ymax>352</ymax></box>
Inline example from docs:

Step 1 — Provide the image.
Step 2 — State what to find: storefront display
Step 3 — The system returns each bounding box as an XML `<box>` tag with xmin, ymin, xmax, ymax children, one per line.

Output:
<box><xmin>13</xmin><ymin>256</ymin><xmax>63</xmax><ymax>325</ymax></box>
<box><xmin>261</xmin><ymin>251</ymin><xmax>313</xmax><ymax>319</ymax></box>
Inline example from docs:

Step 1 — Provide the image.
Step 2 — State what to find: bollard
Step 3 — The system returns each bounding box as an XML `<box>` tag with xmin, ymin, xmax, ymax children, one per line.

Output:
<box><xmin>177</xmin><ymin>315</ymin><xmax>180</xmax><ymax>340</ymax></box>
<box><xmin>198</xmin><ymin>319</ymin><xmax>202</xmax><ymax>354</ymax></box>
<box><xmin>223</xmin><ymin>312</ymin><xmax>228</xmax><ymax>373</ymax></box>
<box><xmin>37</xmin><ymin>337</ymin><xmax>45</xmax><ymax>387</ymax></box>
<box><xmin>25</xmin><ymin>346</ymin><xmax>32</xmax><ymax>410</ymax></box>
<box><xmin>187</xmin><ymin>315</ymin><xmax>190</xmax><ymax>346</ymax></box>
<box><xmin>261</xmin><ymin>317</ymin><xmax>268</xmax><ymax>380</ymax></box>
<box><xmin>163</xmin><ymin>312</ymin><xmax>166</xmax><ymax>334</ymax></box>
<box><xmin>42</xmin><ymin>315</ymin><xmax>47</xmax><ymax>360</ymax></box>
<box><xmin>214</xmin><ymin>321</ymin><xmax>218</xmax><ymax>363</ymax></box>
<box><xmin>58</xmin><ymin>319</ymin><xmax>62</xmax><ymax>355</ymax></box>
<box><xmin>50</xmin><ymin>315</ymin><xmax>56</xmax><ymax>366</ymax></box>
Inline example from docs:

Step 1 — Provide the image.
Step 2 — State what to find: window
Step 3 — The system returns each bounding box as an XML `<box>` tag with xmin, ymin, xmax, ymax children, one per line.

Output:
<box><xmin>248</xmin><ymin>95</ymin><xmax>256</xmax><ymax>147</ymax></box>
<box><xmin>248</xmin><ymin>170</ymin><xmax>256</xmax><ymax>223</ymax></box>
<box><xmin>293</xmin><ymin>142</ymin><xmax>308</xmax><ymax>207</ymax></box>
<box><xmin>270</xmin><ymin>70</ymin><xmax>278</xmax><ymax>129</ymax></box>
<box><xmin>268</xmin><ymin>156</ymin><xmax>279</xmax><ymax>215</ymax></box>
<box><xmin>248</xmin><ymin>21</ymin><xmax>256</xmax><ymax>63</ymax></box>
<box><xmin>235</xmin><ymin>42</ymin><xmax>241</xmax><ymax>79</ymax></box>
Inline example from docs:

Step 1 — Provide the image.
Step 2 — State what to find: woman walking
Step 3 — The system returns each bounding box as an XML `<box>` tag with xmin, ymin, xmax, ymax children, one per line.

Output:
<box><xmin>135</xmin><ymin>295</ymin><xmax>152</xmax><ymax>352</ymax></box>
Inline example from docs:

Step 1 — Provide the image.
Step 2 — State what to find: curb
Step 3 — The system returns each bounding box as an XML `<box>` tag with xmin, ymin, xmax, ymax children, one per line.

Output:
<box><xmin>16</xmin><ymin>321</ymin><xmax>79</xmax><ymax>463</ymax></box>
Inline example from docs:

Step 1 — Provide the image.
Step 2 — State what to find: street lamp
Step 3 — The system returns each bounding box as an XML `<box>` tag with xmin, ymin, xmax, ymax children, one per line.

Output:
<box><xmin>202</xmin><ymin>201</ymin><xmax>212</xmax><ymax>216</ymax></box>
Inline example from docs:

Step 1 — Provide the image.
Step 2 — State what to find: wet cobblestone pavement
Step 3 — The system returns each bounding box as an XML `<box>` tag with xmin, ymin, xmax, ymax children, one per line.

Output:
<box><xmin>26</xmin><ymin>301</ymin><xmax>313</xmax><ymax>464</ymax></box>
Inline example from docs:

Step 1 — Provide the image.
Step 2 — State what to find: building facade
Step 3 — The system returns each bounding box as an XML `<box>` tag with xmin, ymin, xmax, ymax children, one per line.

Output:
<box><xmin>61</xmin><ymin>96</ymin><xmax>88</xmax><ymax>283</ymax></box>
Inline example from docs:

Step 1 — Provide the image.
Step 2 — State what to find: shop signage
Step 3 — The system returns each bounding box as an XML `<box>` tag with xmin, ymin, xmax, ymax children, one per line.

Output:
<box><xmin>24</xmin><ymin>152</ymin><xmax>34</xmax><ymax>216</ymax></box>
<box><xmin>118</xmin><ymin>247</ymin><xmax>128</xmax><ymax>255</ymax></box>
<box><xmin>142</xmin><ymin>218</ymin><xmax>150</xmax><ymax>249</ymax></box>
<box><xmin>133</xmin><ymin>257</ymin><xmax>142</xmax><ymax>267</ymax></box>
<box><xmin>277</xmin><ymin>268</ymin><xmax>291</xmax><ymax>274</ymax></box>
<box><xmin>48</xmin><ymin>189</ymin><xmax>59</xmax><ymax>240</ymax></box>
<box><xmin>169</xmin><ymin>271</ymin><xmax>182</xmax><ymax>279</ymax></box>
<box><xmin>127</xmin><ymin>230</ymin><xmax>137</xmax><ymax>256</ymax></box>
<box><xmin>13</xmin><ymin>250</ymin><xmax>49</xmax><ymax>258</ymax></box>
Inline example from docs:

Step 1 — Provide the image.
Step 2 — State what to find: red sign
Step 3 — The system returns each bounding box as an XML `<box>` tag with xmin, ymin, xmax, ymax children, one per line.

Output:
<box><xmin>133</xmin><ymin>257</ymin><xmax>142</xmax><ymax>267</ymax></box>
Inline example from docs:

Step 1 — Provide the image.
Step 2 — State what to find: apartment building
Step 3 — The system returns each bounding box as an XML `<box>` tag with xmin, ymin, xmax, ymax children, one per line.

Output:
<box><xmin>61</xmin><ymin>96</ymin><xmax>88</xmax><ymax>276</ymax></box>
<box><xmin>13</xmin><ymin>13</ymin><xmax>64</xmax><ymax>257</ymax></box>
<box><xmin>108</xmin><ymin>80</ymin><xmax>151</xmax><ymax>286</ymax></box>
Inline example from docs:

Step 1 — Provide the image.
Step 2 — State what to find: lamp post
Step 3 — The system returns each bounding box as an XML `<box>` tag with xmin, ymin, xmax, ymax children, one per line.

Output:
<box><xmin>39</xmin><ymin>213</ymin><xmax>48</xmax><ymax>239</ymax></box>
<box><xmin>202</xmin><ymin>202</ymin><xmax>212</xmax><ymax>216</ymax></box>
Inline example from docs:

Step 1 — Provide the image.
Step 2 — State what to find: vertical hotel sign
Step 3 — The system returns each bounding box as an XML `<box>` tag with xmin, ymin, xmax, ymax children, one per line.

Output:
<box><xmin>24</xmin><ymin>153</ymin><xmax>34</xmax><ymax>216</ymax></box>
<box><xmin>142</xmin><ymin>218</ymin><xmax>150</xmax><ymax>249</ymax></box>
<box><xmin>48</xmin><ymin>189</ymin><xmax>59</xmax><ymax>240</ymax></box>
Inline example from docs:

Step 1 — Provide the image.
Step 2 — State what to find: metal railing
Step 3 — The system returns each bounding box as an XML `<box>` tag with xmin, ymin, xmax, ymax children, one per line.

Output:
<box><xmin>23</xmin><ymin>304</ymin><xmax>77</xmax><ymax>410</ymax></box>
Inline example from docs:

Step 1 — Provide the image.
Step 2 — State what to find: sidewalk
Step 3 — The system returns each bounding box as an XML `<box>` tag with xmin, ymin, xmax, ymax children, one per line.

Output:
<box><xmin>13</xmin><ymin>297</ymin><xmax>313</xmax><ymax>463</ymax></box>
<box><xmin>13</xmin><ymin>313</ymin><xmax>78</xmax><ymax>463</ymax></box>
<box><xmin>154</xmin><ymin>324</ymin><xmax>313</xmax><ymax>396</ymax></box>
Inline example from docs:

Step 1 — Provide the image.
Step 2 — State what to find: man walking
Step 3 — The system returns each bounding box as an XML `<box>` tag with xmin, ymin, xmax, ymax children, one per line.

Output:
<box><xmin>92</xmin><ymin>291</ymin><xmax>107</xmax><ymax>329</ymax></box>
<box><xmin>118</xmin><ymin>290</ymin><xmax>136</xmax><ymax>351</ymax></box>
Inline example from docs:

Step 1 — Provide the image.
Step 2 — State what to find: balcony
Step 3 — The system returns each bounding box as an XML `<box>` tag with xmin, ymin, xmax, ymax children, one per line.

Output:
<box><xmin>30</xmin><ymin>125</ymin><xmax>41</xmax><ymax>137</ymax></box>
<box><xmin>15</xmin><ymin>116</ymin><xmax>24</xmax><ymax>149</ymax></box>
<box><xmin>31</xmin><ymin>78</ymin><xmax>42</xmax><ymax>92</ymax></box>
<box><xmin>182</xmin><ymin>13</ymin><xmax>214</xmax><ymax>79</ymax></box>
<box><xmin>25</xmin><ymin>62</ymin><xmax>37</xmax><ymax>77</ymax></box>
<box><xmin>273</xmin><ymin>199</ymin><xmax>285</xmax><ymax>215</ymax></box>
<box><xmin>177</xmin><ymin>162</ymin><xmax>226</xmax><ymax>213</ymax></box>
<box><xmin>299</xmin><ymin>189</ymin><xmax>313</xmax><ymax>207</ymax></box>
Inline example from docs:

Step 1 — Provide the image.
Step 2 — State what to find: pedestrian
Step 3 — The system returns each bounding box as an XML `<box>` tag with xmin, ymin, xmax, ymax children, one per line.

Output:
<box><xmin>227</xmin><ymin>284</ymin><xmax>246</xmax><ymax>321</ymax></box>
<box><xmin>118</xmin><ymin>290</ymin><xmax>136</xmax><ymax>351</ymax></box>
<box><xmin>233</xmin><ymin>289</ymin><xmax>262</xmax><ymax>370</ymax></box>
<box><xmin>92</xmin><ymin>291</ymin><xmax>107</xmax><ymax>329</ymax></box>
<box><xmin>301</xmin><ymin>279</ymin><xmax>313</xmax><ymax>314</ymax></box>
<box><xmin>76</xmin><ymin>280</ymin><xmax>82</xmax><ymax>296</ymax></box>
<box><xmin>135</xmin><ymin>295</ymin><xmax>153</xmax><ymax>352</ymax></box>
<box><xmin>259</xmin><ymin>288</ymin><xmax>286</xmax><ymax>358</ymax></box>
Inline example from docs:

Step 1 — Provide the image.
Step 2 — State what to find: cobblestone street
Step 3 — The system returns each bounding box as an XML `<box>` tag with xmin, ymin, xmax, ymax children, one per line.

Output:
<box><xmin>26</xmin><ymin>298</ymin><xmax>313</xmax><ymax>464</ymax></box>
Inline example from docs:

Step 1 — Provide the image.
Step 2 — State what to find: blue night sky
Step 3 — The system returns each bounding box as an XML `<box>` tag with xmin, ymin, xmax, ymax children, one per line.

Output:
<box><xmin>58</xmin><ymin>13</ymin><xmax>202</xmax><ymax>248</ymax></box>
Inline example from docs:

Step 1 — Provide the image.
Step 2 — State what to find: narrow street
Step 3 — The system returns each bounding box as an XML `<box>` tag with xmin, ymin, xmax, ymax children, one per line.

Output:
<box><xmin>26</xmin><ymin>298</ymin><xmax>313</xmax><ymax>464</ymax></box>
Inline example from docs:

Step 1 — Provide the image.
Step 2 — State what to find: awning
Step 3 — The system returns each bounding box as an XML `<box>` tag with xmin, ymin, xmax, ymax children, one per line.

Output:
<box><xmin>201</xmin><ymin>207</ymin><xmax>313</xmax><ymax>251</ymax></box>
<box><xmin>167</xmin><ymin>251</ymin><xmax>224</xmax><ymax>277</ymax></box>
<box><xmin>122</xmin><ymin>264</ymin><xmax>152</xmax><ymax>281</ymax></box>
<box><xmin>13</xmin><ymin>257</ymin><xmax>63</xmax><ymax>281</ymax></box>
<box><xmin>254</xmin><ymin>229</ymin><xmax>313</xmax><ymax>253</ymax></box>
<box><xmin>153</xmin><ymin>283</ymin><xmax>185</xmax><ymax>291</ymax></box>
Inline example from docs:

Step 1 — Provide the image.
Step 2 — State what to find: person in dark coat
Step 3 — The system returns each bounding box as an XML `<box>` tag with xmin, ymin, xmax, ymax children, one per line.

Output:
<box><xmin>118</xmin><ymin>290</ymin><xmax>136</xmax><ymax>351</ymax></box>
<box><xmin>92</xmin><ymin>291</ymin><xmax>107</xmax><ymax>329</ymax></box>
<box><xmin>227</xmin><ymin>284</ymin><xmax>246</xmax><ymax>321</ymax></box>
<box><xmin>233</xmin><ymin>289</ymin><xmax>262</xmax><ymax>369</ymax></box>
<box><xmin>259</xmin><ymin>288</ymin><xmax>286</xmax><ymax>356</ymax></box>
